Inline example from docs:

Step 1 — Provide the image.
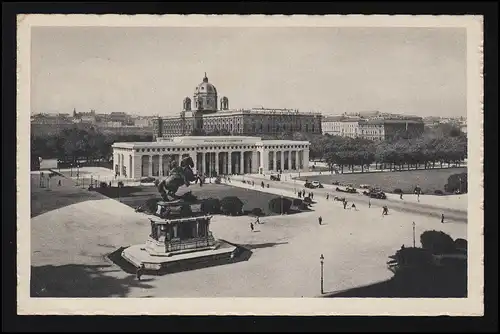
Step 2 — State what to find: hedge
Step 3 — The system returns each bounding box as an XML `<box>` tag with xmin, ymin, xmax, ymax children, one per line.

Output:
<box><xmin>201</xmin><ymin>198</ymin><xmax>221</xmax><ymax>214</ymax></box>
<box><xmin>220</xmin><ymin>196</ymin><xmax>244</xmax><ymax>216</ymax></box>
<box><xmin>268</xmin><ymin>197</ymin><xmax>292</xmax><ymax>214</ymax></box>
<box><xmin>434</xmin><ymin>190</ymin><xmax>444</xmax><ymax>195</ymax></box>
<box><xmin>393</xmin><ymin>188</ymin><xmax>403</xmax><ymax>194</ymax></box>
<box><xmin>444</xmin><ymin>172</ymin><xmax>468</xmax><ymax>193</ymax></box>
<box><xmin>250</xmin><ymin>208</ymin><xmax>264</xmax><ymax>217</ymax></box>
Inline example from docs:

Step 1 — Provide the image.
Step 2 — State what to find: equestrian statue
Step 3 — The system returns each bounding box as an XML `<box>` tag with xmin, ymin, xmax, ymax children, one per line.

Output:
<box><xmin>155</xmin><ymin>156</ymin><xmax>197</xmax><ymax>201</ymax></box>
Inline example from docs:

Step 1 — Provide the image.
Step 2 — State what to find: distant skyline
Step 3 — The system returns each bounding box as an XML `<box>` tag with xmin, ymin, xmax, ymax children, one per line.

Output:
<box><xmin>31</xmin><ymin>27</ymin><xmax>466</xmax><ymax>117</ymax></box>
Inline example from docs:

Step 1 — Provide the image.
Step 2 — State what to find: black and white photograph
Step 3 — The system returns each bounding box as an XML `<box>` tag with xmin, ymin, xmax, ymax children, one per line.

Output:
<box><xmin>17</xmin><ymin>14</ymin><xmax>484</xmax><ymax>316</ymax></box>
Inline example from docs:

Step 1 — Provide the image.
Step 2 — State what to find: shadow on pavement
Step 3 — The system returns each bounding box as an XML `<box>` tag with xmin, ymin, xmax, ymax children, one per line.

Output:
<box><xmin>323</xmin><ymin>264</ymin><xmax>467</xmax><ymax>298</ymax></box>
<box><xmin>241</xmin><ymin>242</ymin><xmax>289</xmax><ymax>250</ymax></box>
<box><xmin>30</xmin><ymin>263</ymin><xmax>154</xmax><ymax>297</ymax></box>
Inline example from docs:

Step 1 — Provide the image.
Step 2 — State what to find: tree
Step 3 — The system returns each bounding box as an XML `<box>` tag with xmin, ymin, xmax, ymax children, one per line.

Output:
<box><xmin>420</xmin><ymin>230</ymin><xmax>456</xmax><ymax>254</ymax></box>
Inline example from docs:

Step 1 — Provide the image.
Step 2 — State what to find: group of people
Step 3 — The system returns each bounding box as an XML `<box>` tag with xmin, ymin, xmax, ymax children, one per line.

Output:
<box><xmin>296</xmin><ymin>190</ymin><xmax>313</xmax><ymax>199</ymax></box>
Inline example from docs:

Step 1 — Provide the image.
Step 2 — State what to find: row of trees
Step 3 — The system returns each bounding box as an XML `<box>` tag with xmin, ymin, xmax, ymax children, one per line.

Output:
<box><xmin>31</xmin><ymin>127</ymin><xmax>153</xmax><ymax>162</ymax></box>
<box><xmin>276</xmin><ymin>123</ymin><xmax>467</xmax><ymax>173</ymax></box>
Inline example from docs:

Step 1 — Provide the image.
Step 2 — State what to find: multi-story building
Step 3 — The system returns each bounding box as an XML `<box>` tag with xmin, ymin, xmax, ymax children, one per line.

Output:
<box><xmin>152</xmin><ymin>73</ymin><xmax>322</xmax><ymax>139</ymax></box>
<box><xmin>322</xmin><ymin>113</ymin><xmax>424</xmax><ymax>141</ymax></box>
<box><xmin>358</xmin><ymin>119</ymin><xmax>425</xmax><ymax>141</ymax></box>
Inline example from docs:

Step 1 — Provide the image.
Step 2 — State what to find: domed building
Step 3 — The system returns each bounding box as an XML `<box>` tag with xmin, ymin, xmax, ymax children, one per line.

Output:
<box><xmin>193</xmin><ymin>73</ymin><xmax>218</xmax><ymax>112</ymax></box>
<box><xmin>114</xmin><ymin>74</ymin><xmax>316</xmax><ymax>178</ymax></box>
<box><xmin>153</xmin><ymin>73</ymin><xmax>322</xmax><ymax>138</ymax></box>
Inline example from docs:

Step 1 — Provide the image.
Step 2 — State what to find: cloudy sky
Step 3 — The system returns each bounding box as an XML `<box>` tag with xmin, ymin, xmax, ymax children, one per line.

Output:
<box><xmin>31</xmin><ymin>27</ymin><xmax>466</xmax><ymax>117</ymax></box>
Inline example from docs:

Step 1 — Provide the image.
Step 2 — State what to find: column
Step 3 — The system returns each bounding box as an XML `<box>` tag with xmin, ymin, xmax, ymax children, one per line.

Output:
<box><xmin>304</xmin><ymin>148</ymin><xmax>310</xmax><ymax>170</ymax></box>
<box><xmin>201</xmin><ymin>151</ymin><xmax>206</xmax><ymax>176</ymax></box>
<box><xmin>191</xmin><ymin>152</ymin><xmax>198</xmax><ymax>175</ymax></box>
<box><xmin>251</xmin><ymin>151</ymin><xmax>258</xmax><ymax>173</ymax></box>
<box><xmin>158</xmin><ymin>155</ymin><xmax>163</xmax><ymax>176</ymax></box>
<box><xmin>272</xmin><ymin>151</ymin><xmax>277</xmax><ymax>171</ymax></box>
<box><xmin>296</xmin><ymin>151</ymin><xmax>300</xmax><ymax>171</ymax></box>
<box><xmin>215</xmin><ymin>152</ymin><xmax>219</xmax><ymax>175</ymax></box>
<box><xmin>287</xmin><ymin>151</ymin><xmax>292</xmax><ymax>171</ymax></box>
<box><xmin>240</xmin><ymin>151</ymin><xmax>245</xmax><ymax>174</ymax></box>
<box><xmin>148</xmin><ymin>155</ymin><xmax>153</xmax><ymax>176</ymax></box>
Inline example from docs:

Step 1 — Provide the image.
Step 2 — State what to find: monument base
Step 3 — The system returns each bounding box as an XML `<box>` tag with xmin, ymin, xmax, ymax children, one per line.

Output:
<box><xmin>121</xmin><ymin>240</ymin><xmax>239</xmax><ymax>274</ymax></box>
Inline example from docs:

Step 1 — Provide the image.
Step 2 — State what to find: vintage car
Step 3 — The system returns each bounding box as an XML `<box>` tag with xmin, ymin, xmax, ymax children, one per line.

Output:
<box><xmin>333</xmin><ymin>196</ymin><xmax>346</xmax><ymax>202</ymax></box>
<box><xmin>359</xmin><ymin>184</ymin><xmax>371</xmax><ymax>189</ymax></box>
<box><xmin>332</xmin><ymin>180</ymin><xmax>341</xmax><ymax>185</ymax></box>
<box><xmin>335</xmin><ymin>186</ymin><xmax>357</xmax><ymax>193</ymax></box>
<box><xmin>311</xmin><ymin>181</ymin><xmax>323</xmax><ymax>188</ymax></box>
<box><xmin>270</xmin><ymin>174</ymin><xmax>281</xmax><ymax>181</ymax></box>
<box><xmin>363</xmin><ymin>189</ymin><xmax>387</xmax><ymax>199</ymax></box>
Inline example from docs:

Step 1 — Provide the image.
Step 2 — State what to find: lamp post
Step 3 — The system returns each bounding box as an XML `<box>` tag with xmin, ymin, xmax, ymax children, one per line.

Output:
<box><xmin>458</xmin><ymin>176</ymin><xmax>462</xmax><ymax>193</ymax></box>
<box><xmin>280</xmin><ymin>194</ymin><xmax>284</xmax><ymax>215</ymax></box>
<box><xmin>412</xmin><ymin>221</ymin><xmax>416</xmax><ymax>248</ymax></box>
<box><xmin>70</xmin><ymin>163</ymin><xmax>73</xmax><ymax>177</ymax></box>
<box><xmin>320</xmin><ymin>254</ymin><xmax>325</xmax><ymax>294</ymax></box>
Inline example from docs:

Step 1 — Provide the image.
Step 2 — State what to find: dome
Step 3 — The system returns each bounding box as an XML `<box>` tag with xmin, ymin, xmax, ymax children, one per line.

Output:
<box><xmin>194</xmin><ymin>73</ymin><xmax>217</xmax><ymax>95</ymax></box>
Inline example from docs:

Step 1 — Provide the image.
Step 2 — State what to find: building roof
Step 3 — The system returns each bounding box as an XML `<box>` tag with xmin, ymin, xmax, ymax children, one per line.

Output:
<box><xmin>112</xmin><ymin>136</ymin><xmax>310</xmax><ymax>149</ymax></box>
<box><xmin>194</xmin><ymin>73</ymin><xmax>217</xmax><ymax>95</ymax></box>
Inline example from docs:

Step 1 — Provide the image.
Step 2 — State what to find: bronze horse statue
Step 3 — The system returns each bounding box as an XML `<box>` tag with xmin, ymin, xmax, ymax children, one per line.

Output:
<box><xmin>156</xmin><ymin>156</ymin><xmax>197</xmax><ymax>201</ymax></box>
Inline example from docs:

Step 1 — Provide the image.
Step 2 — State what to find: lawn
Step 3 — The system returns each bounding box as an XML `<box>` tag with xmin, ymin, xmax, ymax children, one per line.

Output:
<box><xmin>94</xmin><ymin>183</ymin><xmax>297</xmax><ymax>217</ymax></box>
<box><xmin>299</xmin><ymin>167</ymin><xmax>467</xmax><ymax>194</ymax></box>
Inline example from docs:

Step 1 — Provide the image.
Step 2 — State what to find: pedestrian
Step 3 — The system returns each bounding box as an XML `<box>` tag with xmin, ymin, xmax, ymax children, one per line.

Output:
<box><xmin>136</xmin><ymin>264</ymin><xmax>145</xmax><ymax>281</ymax></box>
<box><xmin>311</xmin><ymin>192</ymin><xmax>314</xmax><ymax>200</ymax></box>
<box><xmin>400</xmin><ymin>193</ymin><xmax>403</xmax><ymax>200</ymax></box>
<box><xmin>441</xmin><ymin>214</ymin><xmax>445</xmax><ymax>223</ymax></box>
<box><xmin>351</xmin><ymin>203</ymin><xmax>357</xmax><ymax>210</ymax></box>
<box><xmin>58</xmin><ymin>179</ymin><xmax>61</xmax><ymax>186</ymax></box>
<box><xmin>318</xmin><ymin>216</ymin><xmax>322</xmax><ymax>225</ymax></box>
<box><xmin>256</xmin><ymin>216</ymin><xmax>260</xmax><ymax>224</ymax></box>
<box><xmin>326</xmin><ymin>193</ymin><xmax>329</xmax><ymax>200</ymax></box>
<box><xmin>368</xmin><ymin>199</ymin><xmax>371</xmax><ymax>208</ymax></box>
<box><xmin>250</xmin><ymin>222</ymin><xmax>254</xmax><ymax>232</ymax></box>
<box><xmin>261</xmin><ymin>181</ymin><xmax>264</xmax><ymax>188</ymax></box>
<box><xmin>343</xmin><ymin>200</ymin><xmax>347</xmax><ymax>210</ymax></box>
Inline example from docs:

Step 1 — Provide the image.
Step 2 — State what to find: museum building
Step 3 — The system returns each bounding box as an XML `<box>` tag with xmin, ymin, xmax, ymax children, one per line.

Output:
<box><xmin>151</xmin><ymin>73</ymin><xmax>323</xmax><ymax>138</ymax></box>
<box><xmin>112</xmin><ymin>136</ymin><xmax>310</xmax><ymax>179</ymax></box>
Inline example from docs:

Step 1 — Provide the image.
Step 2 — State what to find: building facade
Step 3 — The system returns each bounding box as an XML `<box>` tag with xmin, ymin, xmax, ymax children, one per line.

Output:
<box><xmin>152</xmin><ymin>74</ymin><xmax>322</xmax><ymax>139</ymax></box>
<box><xmin>112</xmin><ymin>136</ymin><xmax>310</xmax><ymax>179</ymax></box>
<box><xmin>322</xmin><ymin>114</ymin><xmax>424</xmax><ymax>141</ymax></box>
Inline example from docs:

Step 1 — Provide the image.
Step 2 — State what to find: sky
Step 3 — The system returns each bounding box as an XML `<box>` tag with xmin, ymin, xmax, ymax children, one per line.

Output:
<box><xmin>31</xmin><ymin>27</ymin><xmax>467</xmax><ymax>117</ymax></box>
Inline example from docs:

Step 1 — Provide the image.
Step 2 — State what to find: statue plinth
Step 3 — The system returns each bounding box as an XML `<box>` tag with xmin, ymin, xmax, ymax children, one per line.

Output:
<box><xmin>145</xmin><ymin>215</ymin><xmax>217</xmax><ymax>256</ymax></box>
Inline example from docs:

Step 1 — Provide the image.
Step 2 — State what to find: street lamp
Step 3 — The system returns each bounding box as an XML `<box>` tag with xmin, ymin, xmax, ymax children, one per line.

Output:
<box><xmin>412</xmin><ymin>222</ymin><xmax>416</xmax><ymax>248</ymax></box>
<box><xmin>320</xmin><ymin>254</ymin><xmax>325</xmax><ymax>294</ymax></box>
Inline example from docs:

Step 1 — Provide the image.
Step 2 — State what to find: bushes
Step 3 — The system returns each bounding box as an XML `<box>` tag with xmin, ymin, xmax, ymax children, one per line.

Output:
<box><xmin>454</xmin><ymin>238</ymin><xmax>468</xmax><ymax>250</ymax></box>
<box><xmin>220</xmin><ymin>196</ymin><xmax>244</xmax><ymax>216</ymax></box>
<box><xmin>268</xmin><ymin>197</ymin><xmax>292</xmax><ymax>214</ymax></box>
<box><xmin>250</xmin><ymin>207</ymin><xmax>264</xmax><ymax>217</ymax></box>
<box><xmin>444</xmin><ymin>172</ymin><xmax>468</xmax><ymax>193</ymax></box>
<box><xmin>201</xmin><ymin>198</ymin><xmax>221</xmax><ymax>214</ymax></box>
<box><xmin>434</xmin><ymin>190</ymin><xmax>444</xmax><ymax>195</ymax></box>
<box><xmin>420</xmin><ymin>230</ymin><xmax>457</xmax><ymax>254</ymax></box>
<box><xmin>393</xmin><ymin>188</ymin><xmax>403</xmax><ymax>194</ymax></box>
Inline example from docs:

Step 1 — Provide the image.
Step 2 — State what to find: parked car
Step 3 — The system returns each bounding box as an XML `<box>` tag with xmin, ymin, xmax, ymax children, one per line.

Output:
<box><xmin>332</xmin><ymin>181</ymin><xmax>341</xmax><ymax>185</ymax></box>
<box><xmin>336</xmin><ymin>186</ymin><xmax>357</xmax><ymax>193</ymax></box>
<box><xmin>311</xmin><ymin>181</ymin><xmax>323</xmax><ymax>188</ymax></box>
<box><xmin>359</xmin><ymin>184</ymin><xmax>371</xmax><ymax>189</ymax></box>
<box><xmin>304</xmin><ymin>182</ymin><xmax>315</xmax><ymax>189</ymax></box>
<box><xmin>270</xmin><ymin>174</ymin><xmax>281</xmax><ymax>181</ymax></box>
<box><xmin>333</xmin><ymin>196</ymin><xmax>346</xmax><ymax>202</ymax></box>
<box><xmin>363</xmin><ymin>189</ymin><xmax>387</xmax><ymax>199</ymax></box>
